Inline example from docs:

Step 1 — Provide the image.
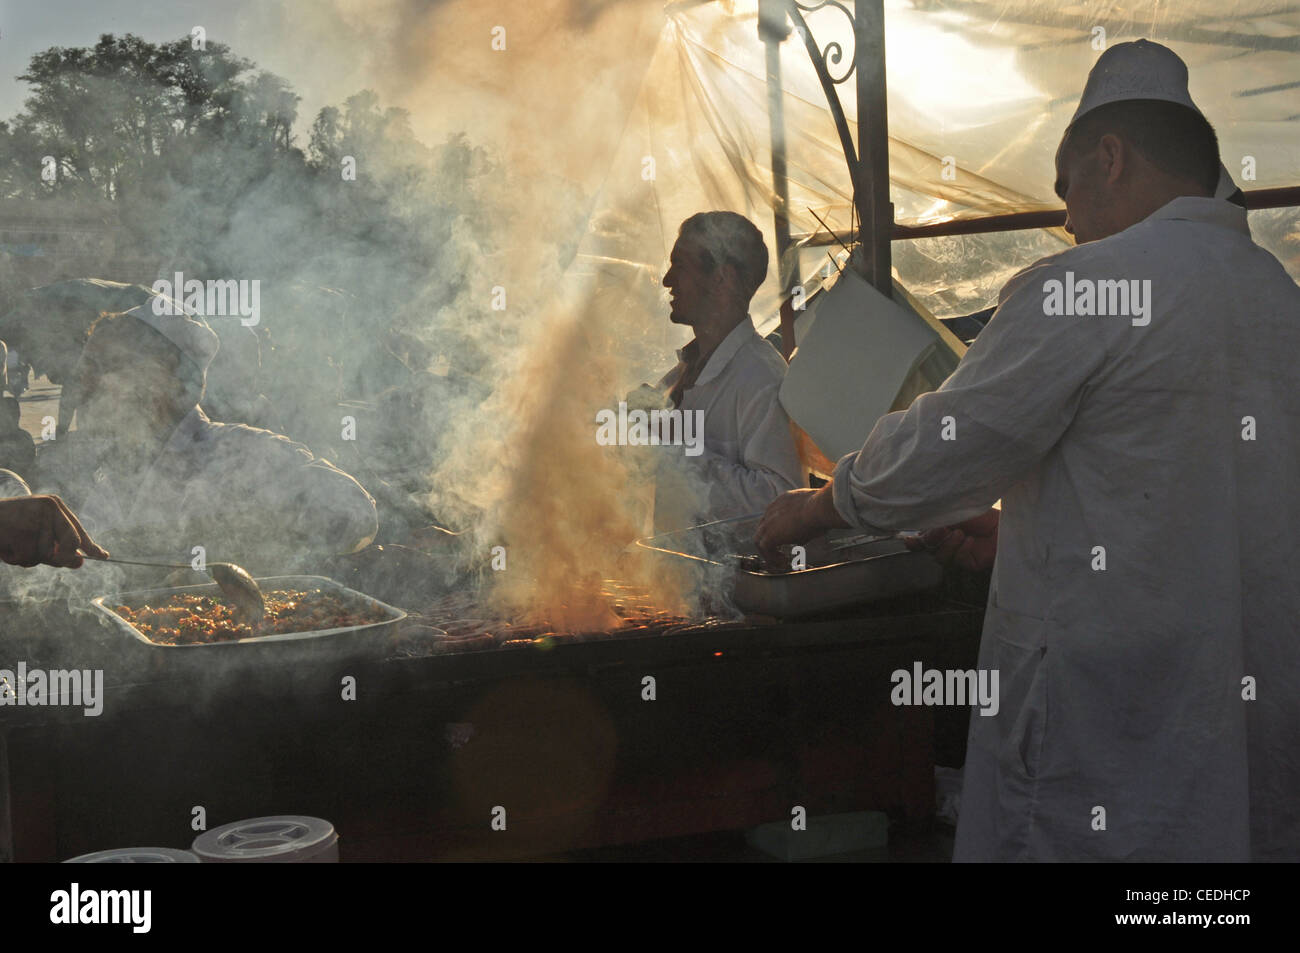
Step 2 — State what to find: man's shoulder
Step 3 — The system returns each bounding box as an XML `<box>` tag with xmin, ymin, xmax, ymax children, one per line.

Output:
<box><xmin>1001</xmin><ymin>214</ymin><xmax>1297</xmax><ymax>307</ymax></box>
<box><xmin>999</xmin><ymin>239</ymin><xmax>1131</xmax><ymax>304</ymax></box>
<box><xmin>200</xmin><ymin>416</ymin><xmax>312</xmax><ymax>457</ymax></box>
<box><xmin>730</xmin><ymin>329</ymin><xmax>787</xmax><ymax>385</ymax></box>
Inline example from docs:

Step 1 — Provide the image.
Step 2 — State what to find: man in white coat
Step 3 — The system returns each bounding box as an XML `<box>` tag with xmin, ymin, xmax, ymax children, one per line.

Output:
<box><xmin>756</xmin><ymin>40</ymin><xmax>1300</xmax><ymax>861</ymax></box>
<box><xmin>652</xmin><ymin>212</ymin><xmax>804</xmax><ymax>532</ymax></box>
<box><xmin>35</xmin><ymin>307</ymin><xmax>378</xmax><ymax>568</ymax></box>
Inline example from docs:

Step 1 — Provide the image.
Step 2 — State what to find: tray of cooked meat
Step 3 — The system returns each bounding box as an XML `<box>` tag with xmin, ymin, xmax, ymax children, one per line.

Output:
<box><xmin>91</xmin><ymin>574</ymin><xmax>406</xmax><ymax>649</ymax></box>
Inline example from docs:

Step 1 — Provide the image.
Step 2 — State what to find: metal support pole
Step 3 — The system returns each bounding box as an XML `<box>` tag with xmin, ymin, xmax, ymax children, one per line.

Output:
<box><xmin>760</xmin><ymin>0</ymin><xmax>796</xmax><ymax>298</ymax></box>
<box><xmin>854</xmin><ymin>0</ymin><xmax>893</xmax><ymax>295</ymax></box>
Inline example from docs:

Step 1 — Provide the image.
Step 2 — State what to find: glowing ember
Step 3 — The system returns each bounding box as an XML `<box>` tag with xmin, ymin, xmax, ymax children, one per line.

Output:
<box><xmin>433</xmin><ymin>284</ymin><xmax>710</xmax><ymax>633</ymax></box>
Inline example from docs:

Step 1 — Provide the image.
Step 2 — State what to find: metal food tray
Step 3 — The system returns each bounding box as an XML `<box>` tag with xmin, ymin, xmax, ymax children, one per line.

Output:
<box><xmin>90</xmin><ymin>574</ymin><xmax>407</xmax><ymax>649</ymax></box>
<box><xmin>637</xmin><ymin>516</ymin><xmax>943</xmax><ymax>619</ymax></box>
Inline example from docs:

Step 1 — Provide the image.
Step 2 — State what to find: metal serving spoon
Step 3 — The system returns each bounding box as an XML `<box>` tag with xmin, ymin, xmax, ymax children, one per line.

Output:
<box><xmin>86</xmin><ymin>555</ymin><xmax>267</xmax><ymax>626</ymax></box>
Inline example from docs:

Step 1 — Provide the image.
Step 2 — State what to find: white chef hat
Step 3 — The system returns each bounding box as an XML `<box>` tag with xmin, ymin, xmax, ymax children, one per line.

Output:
<box><xmin>1070</xmin><ymin>39</ymin><xmax>1239</xmax><ymax>203</ymax></box>
<box><xmin>124</xmin><ymin>304</ymin><xmax>220</xmax><ymax>373</ymax></box>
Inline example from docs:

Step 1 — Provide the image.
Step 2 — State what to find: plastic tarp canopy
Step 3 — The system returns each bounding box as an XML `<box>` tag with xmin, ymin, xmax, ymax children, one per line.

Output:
<box><xmin>569</xmin><ymin>0</ymin><xmax>1300</xmax><ymax>364</ymax></box>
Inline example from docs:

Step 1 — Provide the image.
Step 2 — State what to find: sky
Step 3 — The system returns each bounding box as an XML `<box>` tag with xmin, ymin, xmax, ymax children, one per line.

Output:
<box><xmin>0</xmin><ymin>0</ymin><xmax>667</xmax><ymax>188</ymax></box>
<box><xmin>0</xmin><ymin>0</ymin><xmax>362</xmax><ymax>137</ymax></box>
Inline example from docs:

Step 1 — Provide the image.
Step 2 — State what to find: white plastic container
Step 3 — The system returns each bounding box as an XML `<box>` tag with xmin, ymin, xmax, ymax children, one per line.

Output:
<box><xmin>191</xmin><ymin>816</ymin><xmax>339</xmax><ymax>863</ymax></box>
<box><xmin>64</xmin><ymin>847</ymin><xmax>200</xmax><ymax>863</ymax></box>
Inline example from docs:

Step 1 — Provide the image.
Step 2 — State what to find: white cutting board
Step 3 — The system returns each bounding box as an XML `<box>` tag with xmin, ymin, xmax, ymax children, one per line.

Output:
<box><xmin>779</xmin><ymin>269</ymin><xmax>962</xmax><ymax>461</ymax></box>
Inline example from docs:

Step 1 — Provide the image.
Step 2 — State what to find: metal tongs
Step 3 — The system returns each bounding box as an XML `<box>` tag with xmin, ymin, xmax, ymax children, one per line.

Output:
<box><xmin>827</xmin><ymin>529</ymin><xmax>924</xmax><ymax>550</ymax></box>
<box><xmin>729</xmin><ymin>529</ymin><xmax>925</xmax><ymax>574</ymax></box>
<box><xmin>86</xmin><ymin>554</ymin><xmax>267</xmax><ymax>627</ymax></box>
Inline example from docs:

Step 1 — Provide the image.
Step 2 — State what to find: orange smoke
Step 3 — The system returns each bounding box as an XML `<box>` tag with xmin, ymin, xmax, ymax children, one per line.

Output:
<box><xmin>467</xmin><ymin>284</ymin><xmax>697</xmax><ymax>633</ymax></box>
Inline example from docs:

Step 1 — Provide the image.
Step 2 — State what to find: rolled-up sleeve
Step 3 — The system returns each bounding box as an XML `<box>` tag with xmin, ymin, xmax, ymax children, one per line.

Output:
<box><xmin>832</xmin><ymin>260</ymin><xmax>1111</xmax><ymax>532</ymax></box>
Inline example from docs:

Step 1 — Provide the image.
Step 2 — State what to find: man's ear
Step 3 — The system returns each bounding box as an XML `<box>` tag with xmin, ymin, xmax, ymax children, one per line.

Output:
<box><xmin>1098</xmin><ymin>132</ymin><xmax>1126</xmax><ymax>186</ymax></box>
<box><xmin>719</xmin><ymin>260</ymin><xmax>745</xmax><ymax>298</ymax></box>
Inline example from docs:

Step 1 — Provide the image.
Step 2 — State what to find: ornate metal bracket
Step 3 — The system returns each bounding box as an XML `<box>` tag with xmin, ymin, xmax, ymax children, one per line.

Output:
<box><xmin>793</xmin><ymin>2</ymin><xmax>858</xmax><ymax>85</ymax></box>
<box><xmin>786</xmin><ymin>1</ymin><xmax>866</xmax><ymax>235</ymax></box>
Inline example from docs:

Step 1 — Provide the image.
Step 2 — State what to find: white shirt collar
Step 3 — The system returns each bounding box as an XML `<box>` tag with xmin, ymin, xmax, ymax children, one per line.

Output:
<box><xmin>1143</xmin><ymin>196</ymin><xmax>1249</xmax><ymax>236</ymax></box>
<box><xmin>677</xmin><ymin>318</ymin><xmax>760</xmax><ymax>389</ymax></box>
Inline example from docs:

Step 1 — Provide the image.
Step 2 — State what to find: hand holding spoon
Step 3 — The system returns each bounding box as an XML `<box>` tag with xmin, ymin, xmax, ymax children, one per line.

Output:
<box><xmin>86</xmin><ymin>554</ymin><xmax>267</xmax><ymax>627</ymax></box>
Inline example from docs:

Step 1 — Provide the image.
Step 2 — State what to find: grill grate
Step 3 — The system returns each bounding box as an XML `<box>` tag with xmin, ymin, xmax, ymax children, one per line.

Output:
<box><xmin>387</xmin><ymin>580</ymin><xmax>709</xmax><ymax>658</ymax></box>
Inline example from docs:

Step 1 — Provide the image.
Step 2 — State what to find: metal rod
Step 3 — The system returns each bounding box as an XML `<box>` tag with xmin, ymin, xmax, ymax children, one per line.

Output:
<box><xmin>1238</xmin><ymin>186</ymin><xmax>1300</xmax><ymax>210</ymax></box>
<box><xmin>789</xmin><ymin>185</ymin><xmax>1300</xmax><ymax>244</ymax></box>
<box><xmin>807</xmin><ymin>205</ymin><xmax>851</xmax><ymax>254</ymax></box>
<box><xmin>760</xmin><ymin>0</ymin><xmax>797</xmax><ymax>298</ymax></box>
<box><xmin>892</xmin><ymin>209</ymin><xmax>1068</xmax><ymax>240</ymax></box>
<box><xmin>85</xmin><ymin>554</ymin><xmax>191</xmax><ymax>570</ymax></box>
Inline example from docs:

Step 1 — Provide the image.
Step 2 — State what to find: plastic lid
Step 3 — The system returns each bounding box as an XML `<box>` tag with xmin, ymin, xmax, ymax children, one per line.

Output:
<box><xmin>65</xmin><ymin>847</ymin><xmax>200</xmax><ymax>863</ymax></box>
<box><xmin>191</xmin><ymin>816</ymin><xmax>338</xmax><ymax>863</ymax></box>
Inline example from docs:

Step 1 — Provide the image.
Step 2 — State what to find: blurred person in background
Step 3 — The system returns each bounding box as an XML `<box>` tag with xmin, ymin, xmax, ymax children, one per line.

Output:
<box><xmin>34</xmin><ymin>308</ymin><xmax>378</xmax><ymax>568</ymax></box>
<box><xmin>2</xmin><ymin>319</ymin><xmax>89</xmax><ymax>437</ymax></box>
<box><xmin>0</xmin><ymin>396</ymin><xmax>36</xmax><ymax>481</ymax></box>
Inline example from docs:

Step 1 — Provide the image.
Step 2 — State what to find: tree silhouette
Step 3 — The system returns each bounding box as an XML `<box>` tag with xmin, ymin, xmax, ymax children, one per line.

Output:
<box><xmin>0</xmin><ymin>31</ymin><xmax>501</xmax><ymax>497</ymax></box>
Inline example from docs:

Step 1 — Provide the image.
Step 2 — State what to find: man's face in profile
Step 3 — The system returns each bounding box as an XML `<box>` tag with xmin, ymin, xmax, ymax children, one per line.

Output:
<box><xmin>662</xmin><ymin>237</ymin><xmax>716</xmax><ymax>327</ymax></box>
